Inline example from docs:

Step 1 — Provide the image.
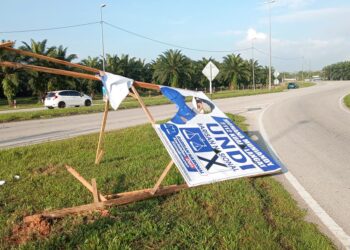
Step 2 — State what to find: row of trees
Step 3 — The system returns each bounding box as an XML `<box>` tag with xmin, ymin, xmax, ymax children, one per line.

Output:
<box><xmin>0</xmin><ymin>39</ymin><xmax>274</xmax><ymax>104</ymax></box>
<box><xmin>323</xmin><ymin>61</ymin><xmax>350</xmax><ymax>81</ymax></box>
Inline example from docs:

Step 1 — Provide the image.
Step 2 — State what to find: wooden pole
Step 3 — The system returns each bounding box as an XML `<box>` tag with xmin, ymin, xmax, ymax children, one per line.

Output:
<box><xmin>130</xmin><ymin>85</ymin><xmax>156</xmax><ymax>124</ymax></box>
<box><xmin>0</xmin><ymin>61</ymin><xmax>100</xmax><ymax>81</ymax></box>
<box><xmin>65</xmin><ymin>165</ymin><xmax>107</xmax><ymax>201</ymax></box>
<box><xmin>150</xmin><ymin>160</ymin><xmax>173</xmax><ymax>195</ymax></box>
<box><xmin>0</xmin><ymin>41</ymin><xmax>14</xmax><ymax>48</ymax></box>
<box><xmin>1</xmin><ymin>46</ymin><xmax>100</xmax><ymax>74</ymax></box>
<box><xmin>134</xmin><ymin>81</ymin><xmax>161</xmax><ymax>91</ymax></box>
<box><xmin>91</xmin><ymin>178</ymin><xmax>99</xmax><ymax>203</ymax></box>
<box><xmin>24</xmin><ymin>184</ymin><xmax>188</xmax><ymax>220</ymax></box>
<box><xmin>95</xmin><ymin>100</ymin><xmax>109</xmax><ymax>164</ymax></box>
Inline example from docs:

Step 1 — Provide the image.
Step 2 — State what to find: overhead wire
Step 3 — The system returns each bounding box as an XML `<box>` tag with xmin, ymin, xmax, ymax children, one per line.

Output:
<box><xmin>254</xmin><ymin>47</ymin><xmax>303</xmax><ymax>61</ymax></box>
<box><xmin>104</xmin><ymin>21</ymin><xmax>251</xmax><ymax>53</ymax></box>
<box><xmin>0</xmin><ymin>20</ymin><xmax>303</xmax><ymax>60</ymax></box>
<box><xmin>0</xmin><ymin>21</ymin><xmax>100</xmax><ymax>34</ymax></box>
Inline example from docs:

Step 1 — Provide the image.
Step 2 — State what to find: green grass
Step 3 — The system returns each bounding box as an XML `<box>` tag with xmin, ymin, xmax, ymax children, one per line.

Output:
<box><xmin>0</xmin><ymin>97</ymin><xmax>42</xmax><ymax>110</ymax></box>
<box><xmin>0</xmin><ymin>114</ymin><xmax>334</xmax><ymax>249</ymax></box>
<box><xmin>344</xmin><ymin>94</ymin><xmax>350</xmax><ymax>109</ymax></box>
<box><xmin>297</xmin><ymin>81</ymin><xmax>316</xmax><ymax>88</ymax></box>
<box><xmin>0</xmin><ymin>82</ymin><xmax>316</xmax><ymax>123</ymax></box>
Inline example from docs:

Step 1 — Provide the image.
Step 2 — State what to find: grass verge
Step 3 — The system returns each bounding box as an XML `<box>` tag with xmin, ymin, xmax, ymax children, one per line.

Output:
<box><xmin>0</xmin><ymin>114</ymin><xmax>334</xmax><ymax>249</ymax></box>
<box><xmin>0</xmin><ymin>88</ymin><xmax>282</xmax><ymax>123</ymax></box>
<box><xmin>0</xmin><ymin>82</ymin><xmax>315</xmax><ymax>123</ymax></box>
<box><xmin>344</xmin><ymin>94</ymin><xmax>350</xmax><ymax>109</ymax></box>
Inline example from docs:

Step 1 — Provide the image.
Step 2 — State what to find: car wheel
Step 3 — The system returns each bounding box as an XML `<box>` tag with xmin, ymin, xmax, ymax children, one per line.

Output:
<box><xmin>85</xmin><ymin>99</ymin><xmax>92</xmax><ymax>107</ymax></box>
<box><xmin>58</xmin><ymin>101</ymin><xmax>66</xmax><ymax>108</ymax></box>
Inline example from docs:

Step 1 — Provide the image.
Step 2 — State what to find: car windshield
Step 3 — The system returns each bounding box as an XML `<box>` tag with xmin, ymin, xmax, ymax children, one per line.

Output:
<box><xmin>46</xmin><ymin>92</ymin><xmax>55</xmax><ymax>97</ymax></box>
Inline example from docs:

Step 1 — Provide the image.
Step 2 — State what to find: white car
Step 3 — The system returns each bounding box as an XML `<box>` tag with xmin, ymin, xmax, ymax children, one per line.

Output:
<box><xmin>44</xmin><ymin>90</ymin><xmax>92</xmax><ymax>109</ymax></box>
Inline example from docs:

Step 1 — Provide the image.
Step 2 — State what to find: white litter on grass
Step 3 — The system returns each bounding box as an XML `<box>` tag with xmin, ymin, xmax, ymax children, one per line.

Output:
<box><xmin>0</xmin><ymin>180</ymin><xmax>5</xmax><ymax>186</ymax></box>
<box><xmin>14</xmin><ymin>175</ymin><xmax>20</xmax><ymax>180</ymax></box>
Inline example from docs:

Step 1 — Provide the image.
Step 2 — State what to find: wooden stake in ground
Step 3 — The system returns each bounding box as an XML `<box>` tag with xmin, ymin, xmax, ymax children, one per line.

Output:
<box><xmin>150</xmin><ymin>160</ymin><xmax>174</xmax><ymax>195</ymax></box>
<box><xmin>95</xmin><ymin>100</ymin><xmax>109</xmax><ymax>164</ymax></box>
<box><xmin>65</xmin><ymin>165</ymin><xmax>107</xmax><ymax>201</ymax></box>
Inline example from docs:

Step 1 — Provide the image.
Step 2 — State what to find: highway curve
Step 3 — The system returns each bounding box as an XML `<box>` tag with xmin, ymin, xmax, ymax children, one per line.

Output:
<box><xmin>262</xmin><ymin>81</ymin><xmax>350</xmax><ymax>244</ymax></box>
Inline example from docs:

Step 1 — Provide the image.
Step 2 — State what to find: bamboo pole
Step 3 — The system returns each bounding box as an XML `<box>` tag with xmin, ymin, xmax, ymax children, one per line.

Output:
<box><xmin>0</xmin><ymin>61</ymin><xmax>100</xmax><ymax>81</ymax></box>
<box><xmin>95</xmin><ymin>100</ymin><xmax>109</xmax><ymax>164</ymax></box>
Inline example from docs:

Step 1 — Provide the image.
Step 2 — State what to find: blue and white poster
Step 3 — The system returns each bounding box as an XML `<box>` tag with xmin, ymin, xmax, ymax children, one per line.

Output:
<box><xmin>154</xmin><ymin>87</ymin><xmax>281</xmax><ymax>187</ymax></box>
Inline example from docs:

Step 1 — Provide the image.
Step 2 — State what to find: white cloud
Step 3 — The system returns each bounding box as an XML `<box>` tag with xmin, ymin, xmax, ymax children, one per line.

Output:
<box><xmin>234</xmin><ymin>32</ymin><xmax>349</xmax><ymax>71</ymax></box>
<box><xmin>275</xmin><ymin>0</ymin><xmax>315</xmax><ymax>9</ymax></box>
<box><xmin>216</xmin><ymin>29</ymin><xmax>244</xmax><ymax>37</ymax></box>
<box><xmin>273</xmin><ymin>7</ymin><xmax>350</xmax><ymax>23</ymax></box>
<box><xmin>246</xmin><ymin>28</ymin><xmax>267</xmax><ymax>41</ymax></box>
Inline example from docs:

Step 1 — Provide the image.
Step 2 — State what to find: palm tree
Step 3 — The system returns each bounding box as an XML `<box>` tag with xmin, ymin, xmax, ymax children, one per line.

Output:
<box><xmin>105</xmin><ymin>54</ymin><xmax>121</xmax><ymax>75</ymax></box>
<box><xmin>221</xmin><ymin>54</ymin><xmax>250</xmax><ymax>90</ymax></box>
<box><xmin>80</xmin><ymin>56</ymin><xmax>102</xmax><ymax>97</ymax></box>
<box><xmin>1</xmin><ymin>69</ymin><xmax>20</xmax><ymax>105</ymax></box>
<box><xmin>48</xmin><ymin>45</ymin><xmax>78</xmax><ymax>91</ymax></box>
<box><xmin>152</xmin><ymin>49</ymin><xmax>192</xmax><ymax>88</ymax></box>
<box><xmin>248</xmin><ymin>59</ymin><xmax>262</xmax><ymax>89</ymax></box>
<box><xmin>20</xmin><ymin>40</ymin><xmax>78</xmax><ymax>98</ymax></box>
<box><xmin>19</xmin><ymin>39</ymin><xmax>56</xmax><ymax>99</ymax></box>
<box><xmin>0</xmin><ymin>43</ymin><xmax>20</xmax><ymax>105</ymax></box>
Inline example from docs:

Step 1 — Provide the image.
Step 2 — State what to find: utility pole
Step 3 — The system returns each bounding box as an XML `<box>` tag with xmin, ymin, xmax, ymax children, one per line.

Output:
<box><xmin>301</xmin><ymin>56</ymin><xmax>304</xmax><ymax>81</ymax></box>
<box><xmin>265</xmin><ymin>0</ymin><xmax>275</xmax><ymax>90</ymax></box>
<box><xmin>100</xmin><ymin>4</ymin><xmax>106</xmax><ymax>72</ymax></box>
<box><xmin>251</xmin><ymin>38</ymin><xmax>256</xmax><ymax>90</ymax></box>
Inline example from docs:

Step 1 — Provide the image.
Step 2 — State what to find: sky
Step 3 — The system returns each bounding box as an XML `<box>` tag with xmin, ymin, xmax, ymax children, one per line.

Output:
<box><xmin>1</xmin><ymin>0</ymin><xmax>350</xmax><ymax>72</ymax></box>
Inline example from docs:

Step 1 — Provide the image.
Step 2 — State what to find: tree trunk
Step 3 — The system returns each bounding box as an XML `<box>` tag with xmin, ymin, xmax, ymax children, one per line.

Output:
<box><xmin>229</xmin><ymin>75</ymin><xmax>238</xmax><ymax>90</ymax></box>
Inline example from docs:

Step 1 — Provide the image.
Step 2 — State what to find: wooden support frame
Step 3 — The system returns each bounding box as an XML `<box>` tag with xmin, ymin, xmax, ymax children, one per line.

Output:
<box><xmin>94</xmin><ymin>81</ymin><xmax>158</xmax><ymax>165</ymax></box>
<box><xmin>0</xmin><ymin>61</ymin><xmax>99</xmax><ymax>81</ymax></box>
<box><xmin>25</xmin><ymin>183</ymin><xmax>188</xmax><ymax>221</ymax></box>
<box><xmin>65</xmin><ymin>165</ymin><xmax>107</xmax><ymax>201</ymax></box>
<box><xmin>0</xmin><ymin>41</ymin><xmax>14</xmax><ymax>48</ymax></box>
<box><xmin>1</xmin><ymin>44</ymin><xmax>188</xmax><ymax>221</ymax></box>
<box><xmin>151</xmin><ymin>160</ymin><xmax>174</xmax><ymax>195</ymax></box>
<box><xmin>95</xmin><ymin>100</ymin><xmax>109</xmax><ymax>164</ymax></box>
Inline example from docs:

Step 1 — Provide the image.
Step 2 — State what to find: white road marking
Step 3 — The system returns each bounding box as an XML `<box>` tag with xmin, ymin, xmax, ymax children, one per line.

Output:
<box><xmin>339</xmin><ymin>94</ymin><xmax>350</xmax><ymax>114</ymax></box>
<box><xmin>259</xmin><ymin>104</ymin><xmax>350</xmax><ymax>250</ymax></box>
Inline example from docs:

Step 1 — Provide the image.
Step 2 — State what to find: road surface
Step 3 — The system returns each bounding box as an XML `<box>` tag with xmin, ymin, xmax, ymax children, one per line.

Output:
<box><xmin>1</xmin><ymin>81</ymin><xmax>350</xmax><ymax>247</ymax></box>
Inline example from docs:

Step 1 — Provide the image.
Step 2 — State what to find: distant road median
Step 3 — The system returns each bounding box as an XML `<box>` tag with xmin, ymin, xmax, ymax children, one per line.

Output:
<box><xmin>0</xmin><ymin>82</ymin><xmax>315</xmax><ymax>123</ymax></box>
<box><xmin>344</xmin><ymin>94</ymin><xmax>350</xmax><ymax>109</ymax></box>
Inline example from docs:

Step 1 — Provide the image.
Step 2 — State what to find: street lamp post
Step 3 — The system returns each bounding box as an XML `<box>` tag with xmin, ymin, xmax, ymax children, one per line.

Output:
<box><xmin>301</xmin><ymin>56</ymin><xmax>304</xmax><ymax>81</ymax></box>
<box><xmin>100</xmin><ymin>4</ymin><xmax>106</xmax><ymax>72</ymax></box>
<box><xmin>251</xmin><ymin>38</ymin><xmax>256</xmax><ymax>91</ymax></box>
<box><xmin>265</xmin><ymin>0</ymin><xmax>275</xmax><ymax>91</ymax></box>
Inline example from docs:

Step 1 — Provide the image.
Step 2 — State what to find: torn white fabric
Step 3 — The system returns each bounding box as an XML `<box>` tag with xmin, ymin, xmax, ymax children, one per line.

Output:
<box><xmin>101</xmin><ymin>72</ymin><xmax>133</xmax><ymax>110</ymax></box>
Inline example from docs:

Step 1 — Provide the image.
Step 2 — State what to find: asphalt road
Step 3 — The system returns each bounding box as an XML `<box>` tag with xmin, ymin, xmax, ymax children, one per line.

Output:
<box><xmin>1</xmin><ymin>81</ymin><xmax>350</xmax><ymax>246</ymax></box>
<box><xmin>262</xmin><ymin>81</ymin><xmax>350</xmax><ymax>243</ymax></box>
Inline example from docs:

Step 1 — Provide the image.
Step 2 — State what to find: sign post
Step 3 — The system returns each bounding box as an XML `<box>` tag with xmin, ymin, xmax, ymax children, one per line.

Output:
<box><xmin>273</xmin><ymin>71</ymin><xmax>280</xmax><ymax>86</ymax></box>
<box><xmin>202</xmin><ymin>61</ymin><xmax>219</xmax><ymax>94</ymax></box>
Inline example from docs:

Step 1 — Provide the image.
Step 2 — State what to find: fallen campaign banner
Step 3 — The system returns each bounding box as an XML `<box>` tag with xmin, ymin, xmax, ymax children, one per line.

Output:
<box><xmin>154</xmin><ymin>86</ymin><xmax>281</xmax><ymax>187</ymax></box>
